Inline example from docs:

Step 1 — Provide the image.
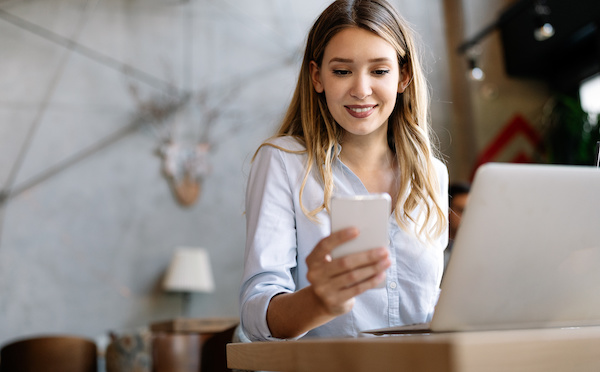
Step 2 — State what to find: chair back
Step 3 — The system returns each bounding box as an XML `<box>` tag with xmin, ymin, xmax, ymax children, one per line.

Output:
<box><xmin>0</xmin><ymin>335</ymin><xmax>97</xmax><ymax>372</ymax></box>
<box><xmin>152</xmin><ymin>333</ymin><xmax>202</xmax><ymax>372</ymax></box>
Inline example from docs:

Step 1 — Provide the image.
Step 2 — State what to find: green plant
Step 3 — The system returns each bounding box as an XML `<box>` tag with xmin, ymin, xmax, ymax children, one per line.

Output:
<box><xmin>541</xmin><ymin>93</ymin><xmax>600</xmax><ymax>165</ymax></box>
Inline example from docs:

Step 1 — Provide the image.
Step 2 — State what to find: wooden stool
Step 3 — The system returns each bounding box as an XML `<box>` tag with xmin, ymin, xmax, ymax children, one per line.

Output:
<box><xmin>150</xmin><ymin>318</ymin><xmax>238</xmax><ymax>372</ymax></box>
<box><xmin>0</xmin><ymin>335</ymin><xmax>97</xmax><ymax>372</ymax></box>
<box><xmin>152</xmin><ymin>333</ymin><xmax>202</xmax><ymax>372</ymax></box>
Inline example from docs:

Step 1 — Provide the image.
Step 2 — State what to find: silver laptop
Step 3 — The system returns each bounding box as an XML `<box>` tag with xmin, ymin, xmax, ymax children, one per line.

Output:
<box><xmin>365</xmin><ymin>162</ymin><xmax>600</xmax><ymax>334</ymax></box>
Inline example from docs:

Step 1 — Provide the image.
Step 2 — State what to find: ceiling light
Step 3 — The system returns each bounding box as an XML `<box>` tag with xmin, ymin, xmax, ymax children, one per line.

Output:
<box><xmin>533</xmin><ymin>1</ymin><xmax>555</xmax><ymax>41</ymax></box>
<box><xmin>467</xmin><ymin>58</ymin><xmax>485</xmax><ymax>81</ymax></box>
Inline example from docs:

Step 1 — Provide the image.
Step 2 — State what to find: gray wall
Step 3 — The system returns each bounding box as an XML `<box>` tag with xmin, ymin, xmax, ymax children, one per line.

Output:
<box><xmin>0</xmin><ymin>0</ymin><xmax>452</xmax><ymax>346</ymax></box>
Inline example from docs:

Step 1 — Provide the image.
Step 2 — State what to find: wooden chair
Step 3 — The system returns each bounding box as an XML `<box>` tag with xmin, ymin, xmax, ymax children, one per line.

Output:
<box><xmin>152</xmin><ymin>325</ymin><xmax>236</xmax><ymax>372</ymax></box>
<box><xmin>0</xmin><ymin>335</ymin><xmax>97</xmax><ymax>372</ymax></box>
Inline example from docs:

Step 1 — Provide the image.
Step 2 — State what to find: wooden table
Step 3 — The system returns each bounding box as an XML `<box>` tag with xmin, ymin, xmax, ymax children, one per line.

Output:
<box><xmin>227</xmin><ymin>326</ymin><xmax>600</xmax><ymax>372</ymax></box>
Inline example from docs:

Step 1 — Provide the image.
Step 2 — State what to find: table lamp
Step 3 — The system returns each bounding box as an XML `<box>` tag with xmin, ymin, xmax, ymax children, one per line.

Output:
<box><xmin>163</xmin><ymin>247</ymin><xmax>215</xmax><ymax>317</ymax></box>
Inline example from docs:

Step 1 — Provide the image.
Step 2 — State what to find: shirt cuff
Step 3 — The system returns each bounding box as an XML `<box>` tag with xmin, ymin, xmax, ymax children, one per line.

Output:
<box><xmin>241</xmin><ymin>290</ymin><xmax>308</xmax><ymax>341</ymax></box>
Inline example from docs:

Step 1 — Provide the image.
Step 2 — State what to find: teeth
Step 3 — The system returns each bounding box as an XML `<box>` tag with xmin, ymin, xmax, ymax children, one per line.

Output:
<box><xmin>349</xmin><ymin>107</ymin><xmax>373</xmax><ymax>113</ymax></box>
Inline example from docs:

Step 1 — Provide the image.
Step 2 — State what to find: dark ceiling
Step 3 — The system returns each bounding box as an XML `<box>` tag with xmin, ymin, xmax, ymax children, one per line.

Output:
<box><xmin>499</xmin><ymin>0</ymin><xmax>600</xmax><ymax>91</ymax></box>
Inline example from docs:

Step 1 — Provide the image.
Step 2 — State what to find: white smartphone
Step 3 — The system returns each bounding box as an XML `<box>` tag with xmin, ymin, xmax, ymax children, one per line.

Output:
<box><xmin>330</xmin><ymin>193</ymin><xmax>391</xmax><ymax>259</ymax></box>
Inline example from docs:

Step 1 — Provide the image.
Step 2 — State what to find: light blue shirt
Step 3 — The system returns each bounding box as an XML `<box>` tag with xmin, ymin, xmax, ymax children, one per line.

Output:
<box><xmin>240</xmin><ymin>136</ymin><xmax>448</xmax><ymax>341</ymax></box>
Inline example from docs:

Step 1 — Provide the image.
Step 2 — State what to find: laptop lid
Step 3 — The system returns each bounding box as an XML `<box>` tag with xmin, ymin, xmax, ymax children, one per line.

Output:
<box><xmin>431</xmin><ymin>162</ymin><xmax>600</xmax><ymax>332</ymax></box>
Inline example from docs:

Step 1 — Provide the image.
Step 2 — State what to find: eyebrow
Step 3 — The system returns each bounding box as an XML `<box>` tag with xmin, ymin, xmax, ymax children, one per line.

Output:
<box><xmin>328</xmin><ymin>57</ymin><xmax>393</xmax><ymax>64</ymax></box>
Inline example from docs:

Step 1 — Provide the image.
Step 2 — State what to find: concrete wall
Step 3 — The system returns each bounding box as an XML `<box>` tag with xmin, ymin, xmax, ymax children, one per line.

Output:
<box><xmin>0</xmin><ymin>0</ymin><xmax>455</xmax><ymax>346</ymax></box>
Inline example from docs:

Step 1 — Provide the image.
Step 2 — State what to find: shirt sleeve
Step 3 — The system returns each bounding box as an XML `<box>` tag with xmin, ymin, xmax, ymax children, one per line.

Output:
<box><xmin>239</xmin><ymin>143</ymin><xmax>303</xmax><ymax>341</ymax></box>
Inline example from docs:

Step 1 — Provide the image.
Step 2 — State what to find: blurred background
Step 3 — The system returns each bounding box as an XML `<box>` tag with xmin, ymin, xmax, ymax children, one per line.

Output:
<box><xmin>0</xmin><ymin>0</ymin><xmax>598</xmax><ymax>349</ymax></box>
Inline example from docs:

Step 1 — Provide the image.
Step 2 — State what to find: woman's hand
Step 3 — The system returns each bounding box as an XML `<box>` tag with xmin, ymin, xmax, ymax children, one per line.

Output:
<box><xmin>266</xmin><ymin>227</ymin><xmax>391</xmax><ymax>339</ymax></box>
<box><xmin>305</xmin><ymin>227</ymin><xmax>391</xmax><ymax>316</ymax></box>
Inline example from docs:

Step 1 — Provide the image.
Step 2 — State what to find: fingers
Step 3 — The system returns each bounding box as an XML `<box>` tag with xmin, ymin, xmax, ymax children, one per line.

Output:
<box><xmin>328</xmin><ymin>246</ymin><xmax>389</xmax><ymax>278</ymax></box>
<box><xmin>311</xmin><ymin>258</ymin><xmax>388</xmax><ymax>315</ymax></box>
<box><xmin>307</xmin><ymin>245</ymin><xmax>391</xmax><ymax>315</ymax></box>
<box><xmin>306</xmin><ymin>227</ymin><xmax>359</xmax><ymax>265</ymax></box>
<box><xmin>326</xmin><ymin>249</ymin><xmax>390</xmax><ymax>292</ymax></box>
<box><xmin>305</xmin><ymin>228</ymin><xmax>391</xmax><ymax>316</ymax></box>
<box><xmin>339</xmin><ymin>269</ymin><xmax>387</xmax><ymax>296</ymax></box>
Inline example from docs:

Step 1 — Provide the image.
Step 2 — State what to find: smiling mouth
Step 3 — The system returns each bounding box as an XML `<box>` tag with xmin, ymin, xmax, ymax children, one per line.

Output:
<box><xmin>346</xmin><ymin>105</ymin><xmax>377</xmax><ymax>118</ymax></box>
<box><xmin>346</xmin><ymin>105</ymin><xmax>377</xmax><ymax>113</ymax></box>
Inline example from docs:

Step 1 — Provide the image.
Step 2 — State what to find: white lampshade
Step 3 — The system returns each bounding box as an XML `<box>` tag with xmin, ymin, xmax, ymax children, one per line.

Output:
<box><xmin>163</xmin><ymin>247</ymin><xmax>215</xmax><ymax>293</ymax></box>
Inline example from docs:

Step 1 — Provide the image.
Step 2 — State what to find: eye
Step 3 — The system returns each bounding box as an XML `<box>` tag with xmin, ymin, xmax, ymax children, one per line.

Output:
<box><xmin>373</xmin><ymin>69</ymin><xmax>390</xmax><ymax>75</ymax></box>
<box><xmin>333</xmin><ymin>69</ymin><xmax>351</xmax><ymax>76</ymax></box>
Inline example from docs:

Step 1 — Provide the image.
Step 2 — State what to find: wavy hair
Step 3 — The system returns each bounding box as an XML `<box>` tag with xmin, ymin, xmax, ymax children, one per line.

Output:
<box><xmin>255</xmin><ymin>0</ymin><xmax>446</xmax><ymax>243</ymax></box>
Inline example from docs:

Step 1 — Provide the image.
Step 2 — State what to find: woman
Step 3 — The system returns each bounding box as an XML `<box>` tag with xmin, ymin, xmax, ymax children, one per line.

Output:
<box><xmin>240</xmin><ymin>0</ymin><xmax>448</xmax><ymax>341</ymax></box>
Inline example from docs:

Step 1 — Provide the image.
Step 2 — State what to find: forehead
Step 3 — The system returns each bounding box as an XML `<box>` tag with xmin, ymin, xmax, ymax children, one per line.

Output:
<box><xmin>323</xmin><ymin>27</ymin><xmax>397</xmax><ymax>61</ymax></box>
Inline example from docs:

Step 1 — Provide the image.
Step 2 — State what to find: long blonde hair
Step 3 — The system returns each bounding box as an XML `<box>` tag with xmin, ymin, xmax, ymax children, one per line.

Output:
<box><xmin>256</xmin><ymin>0</ymin><xmax>446</xmax><ymax>242</ymax></box>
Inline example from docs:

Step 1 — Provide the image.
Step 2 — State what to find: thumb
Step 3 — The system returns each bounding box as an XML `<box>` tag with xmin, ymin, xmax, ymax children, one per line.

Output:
<box><xmin>310</xmin><ymin>227</ymin><xmax>359</xmax><ymax>263</ymax></box>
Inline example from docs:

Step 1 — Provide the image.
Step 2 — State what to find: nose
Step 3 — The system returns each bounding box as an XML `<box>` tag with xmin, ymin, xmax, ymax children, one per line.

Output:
<box><xmin>349</xmin><ymin>73</ymin><xmax>372</xmax><ymax>100</ymax></box>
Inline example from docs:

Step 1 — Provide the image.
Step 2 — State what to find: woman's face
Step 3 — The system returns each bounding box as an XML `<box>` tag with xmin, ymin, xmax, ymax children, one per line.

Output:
<box><xmin>310</xmin><ymin>27</ymin><xmax>409</xmax><ymax>140</ymax></box>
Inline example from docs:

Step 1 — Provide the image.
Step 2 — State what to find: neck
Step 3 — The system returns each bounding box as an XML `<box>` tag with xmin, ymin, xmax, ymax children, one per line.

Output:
<box><xmin>339</xmin><ymin>131</ymin><xmax>392</xmax><ymax>171</ymax></box>
<box><xmin>338</xmin><ymin>129</ymin><xmax>399</xmax><ymax>202</ymax></box>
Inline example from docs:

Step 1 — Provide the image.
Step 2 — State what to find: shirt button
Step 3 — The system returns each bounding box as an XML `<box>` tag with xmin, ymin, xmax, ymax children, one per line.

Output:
<box><xmin>389</xmin><ymin>282</ymin><xmax>397</xmax><ymax>289</ymax></box>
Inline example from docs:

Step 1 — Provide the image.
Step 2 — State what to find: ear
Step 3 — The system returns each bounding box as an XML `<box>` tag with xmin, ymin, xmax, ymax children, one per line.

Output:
<box><xmin>309</xmin><ymin>61</ymin><xmax>324</xmax><ymax>93</ymax></box>
<box><xmin>397</xmin><ymin>65</ymin><xmax>412</xmax><ymax>93</ymax></box>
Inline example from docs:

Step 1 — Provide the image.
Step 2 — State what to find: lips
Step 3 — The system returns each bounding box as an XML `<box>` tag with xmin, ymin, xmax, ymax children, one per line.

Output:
<box><xmin>345</xmin><ymin>105</ymin><xmax>377</xmax><ymax>118</ymax></box>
